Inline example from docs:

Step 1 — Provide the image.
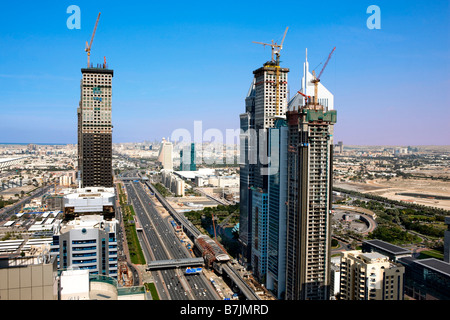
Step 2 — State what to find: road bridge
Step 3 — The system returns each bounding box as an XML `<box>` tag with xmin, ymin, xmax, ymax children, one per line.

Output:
<box><xmin>0</xmin><ymin>156</ymin><xmax>30</xmax><ymax>170</ymax></box>
<box><xmin>119</xmin><ymin>176</ymin><xmax>149</xmax><ymax>181</ymax></box>
<box><xmin>146</xmin><ymin>257</ymin><xmax>204</xmax><ymax>270</ymax></box>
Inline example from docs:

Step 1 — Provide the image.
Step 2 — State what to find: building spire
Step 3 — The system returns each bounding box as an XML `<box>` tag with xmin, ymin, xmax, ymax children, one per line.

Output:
<box><xmin>303</xmin><ymin>48</ymin><xmax>310</xmax><ymax>97</ymax></box>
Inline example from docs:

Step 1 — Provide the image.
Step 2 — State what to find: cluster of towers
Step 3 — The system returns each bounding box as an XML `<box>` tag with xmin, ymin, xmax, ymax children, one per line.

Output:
<box><xmin>239</xmin><ymin>33</ymin><xmax>337</xmax><ymax>300</ymax></box>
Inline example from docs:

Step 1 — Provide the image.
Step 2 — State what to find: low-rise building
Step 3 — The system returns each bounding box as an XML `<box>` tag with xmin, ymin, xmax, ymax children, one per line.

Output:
<box><xmin>340</xmin><ymin>250</ymin><xmax>405</xmax><ymax>300</ymax></box>
<box><xmin>399</xmin><ymin>257</ymin><xmax>450</xmax><ymax>300</ymax></box>
<box><xmin>50</xmin><ymin>187</ymin><xmax>118</xmax><ymax>279</ymax></box>
<box><xmin>50</xmin><ymin>215</ymin><xmax>118</xmax><ymax>279</ymax></box>
<box><xmin>0</xmin><ymin>248</ymin><xmax>58</xmax><ymax>300</ymax></box>
<box><xmin>362</xmin><ymin>239</ymin><xmax>412</xmax><ymax>262</ymax></box>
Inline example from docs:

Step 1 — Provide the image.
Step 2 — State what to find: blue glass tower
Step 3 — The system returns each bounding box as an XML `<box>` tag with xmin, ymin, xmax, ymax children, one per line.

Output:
<box><xmin>266</xmin><ymin>118</ymin><xmax>288</xmax><ymax>298</ymax></box>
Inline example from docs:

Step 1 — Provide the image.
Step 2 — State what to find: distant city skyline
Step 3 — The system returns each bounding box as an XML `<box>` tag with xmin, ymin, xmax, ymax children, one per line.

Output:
<box><xmin>0</xmin><ymin>0</ymin><xmax>448</xmax><ymax>145</ymax></box>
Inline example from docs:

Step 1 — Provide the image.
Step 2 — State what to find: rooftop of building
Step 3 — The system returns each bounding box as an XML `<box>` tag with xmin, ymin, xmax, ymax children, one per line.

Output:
<box><xmin>62</xmin><ymin>186</ymin><xmax>115</xmax><ymax>199</ymax></box>
<box><xmin>343</xmin><ymin>250</ymin><xmax>394</xmax><ymax>265</ymax></box>
<box><xmin>398</xmin><ymin>256</ymin><xmax>450</xmax><ymax>277</ymax></box>
<box><xmin>363</xmin><ymin>239</ymin><xmax>411</xmax><ymax>255</ymax></box>
<box><xmin>57</xmin><ymin>214</ymin><xmax>118</xmax><ymax>235</ymax></box>
<box><xmin>413</xmin><ymin>258</ymin><xmax>450</xmax><ymax>277</ymax></box>
<box><xmin>0</xmin><ymin>248</ymin><xmax>55</xmax><ymax>269</ymax></box>
<box><xmin>360</xmin><ymin>252</ymin><xmax>389</xmax><ymax>262</ymax></box>
<box><xmin>81</xmin><ymin>66</ymin><xmax>114</xmax><ymax>75</ymax></box>
<box><xmin>253</xmin><ymin>63</ymin><xmax>289</xmax><ymax>74</ymax></box>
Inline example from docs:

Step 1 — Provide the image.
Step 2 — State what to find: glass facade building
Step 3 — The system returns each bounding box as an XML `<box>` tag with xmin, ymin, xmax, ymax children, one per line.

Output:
<box><xmin>251</xmin><ymin>190</ymin><xmax>268</xmax><ymax>281</ymax></box>
<box><xmin>399</xmin><ymin>257</ymin><xmax>450</xmax><ymax>300</ymax></box>
<box><xmin>180</xmin><ymin>143</ymin><xmax>196</xmax><ymax>171</ymax></box>
<box><xmin>238</xmin><ymin>81</ymin><xmax>256</xmax><ymax>268</ymax></box>
<box><xmin>266</xmin><ymin>119</ymin><xmax>288</xmax><ymax>299</ymax></box>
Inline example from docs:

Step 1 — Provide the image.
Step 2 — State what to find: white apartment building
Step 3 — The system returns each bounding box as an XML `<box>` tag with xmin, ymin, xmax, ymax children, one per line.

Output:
<box><xmin>340</xmin><ymin>250</ymin><xmax>405</xmax><ymax>300</ymax></box>
<box><xmin>161</xmin><ymin>169</ymin><xmax>185</xmax><ymax>196</ymax></box>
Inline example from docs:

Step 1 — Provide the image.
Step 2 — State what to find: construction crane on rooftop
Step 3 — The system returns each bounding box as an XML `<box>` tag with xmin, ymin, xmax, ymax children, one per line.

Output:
<box><xmin>297</xmin><ymin>91</ymin><xmax>311</xmax><ymax>105</ymax></box>
<box><xmin>85</xmin><ymin>12</ymin><xmax>101</xmax><ymax>68</ymax></box>
<box><xmin>253</xmin><ymin>27</ymin><xmax>289</xmax><ymax>65</ymax></box>
<box><xmin>253</xmin><ymin>27</ymin><xmax>289</xmax><ymax>116</ymax></box>
<box><xmin>311</xmin><ymin>46</ymin><xmax>336</xmax><ymax>105</ymax></box>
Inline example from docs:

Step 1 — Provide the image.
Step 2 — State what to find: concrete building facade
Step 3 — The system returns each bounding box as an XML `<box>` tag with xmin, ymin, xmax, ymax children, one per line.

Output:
<box><xmin>161</xmin><ymin>169</ymin><xmax>185</xmax><ymax>197</ymax></box>
<box><xmin>340</xmin><ymin>251</ymin><xmax>405</xmax><ymax>300</ymax></box>
<box><xmin>78</xmin><ymin>67</ymin><xmax>114</xmax><ymax>188</ymax></box>
<box><xmin>0</xmin><ymin>251</ymin><xmax>58</xmax><ymax>300</ymax></box>
<box><xmin>285</xmin><ymin>100</ymin><xmax>337</xmax><ymax>300</ymax></box>
<box><xmin>158</xmin><ymin>139</ymin><xmax>174</xmax><ymax>171</ymax></box>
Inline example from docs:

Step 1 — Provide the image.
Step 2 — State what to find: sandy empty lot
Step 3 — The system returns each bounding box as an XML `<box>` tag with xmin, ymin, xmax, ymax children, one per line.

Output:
<box><xmin>335</xmin><ymin>178</ymin><xmax>450</xmax><ymax>211</ymax></box>
<box><xmin>0</xmin><ymin>185</ymin><xmax>36</xmax><ymax>200</ymax></box>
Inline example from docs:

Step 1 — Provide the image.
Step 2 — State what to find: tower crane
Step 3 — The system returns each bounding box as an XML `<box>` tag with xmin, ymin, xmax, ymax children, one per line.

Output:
<box><xmin>85</xmin><ymin>12</ymin><xmax>101</xmax><ymax>68</ymax></box>
<box><xmin>297</xmin><ymin>91</ymin><xmax>311</xmax><ymax>105</ymax></box>
<box><xmin>311</xmin><ymin>46</ymin><xmax>336</xmax><ymax>105</ymax></box>
<box><xmin>252</xmin><ymin>27</ymin><xmax>289</xmax><ymax>65</ymax></box>
<box><xmin>253</xmin><ymin>27</ymin><xmax>289</xmax><ymax>116</ymax></box>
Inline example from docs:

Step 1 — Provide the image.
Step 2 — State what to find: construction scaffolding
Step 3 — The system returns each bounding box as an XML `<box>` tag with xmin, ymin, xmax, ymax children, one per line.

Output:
<box><xmin>195</xmin><ymin>235</ymin><xmax>230</xmax><ymax>268</ymax></box>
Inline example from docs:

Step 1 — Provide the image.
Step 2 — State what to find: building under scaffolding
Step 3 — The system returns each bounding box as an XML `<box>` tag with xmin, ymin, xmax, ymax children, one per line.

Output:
<box><xmin>285</xmin><ymin>97</ymin><xmax>337</xmax><ymax>300</ymax></box>
<box><xmin>42</xmin><ymin>194</ymin><xmax>64</xmax><ymax>211</ymax></box>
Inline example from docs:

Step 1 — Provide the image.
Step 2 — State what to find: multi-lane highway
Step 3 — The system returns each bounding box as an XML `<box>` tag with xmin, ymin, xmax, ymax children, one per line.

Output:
<box><xmin>122</xmin><ymin>175</ymin><xmax>219</xmax><ymax>300</ymax></box>
<box><xmin>0</xmin><ymin>185</ymin><xmax>52</xmax><ymax>223</ymax></box>
<box><xmin>142</xmin><ymin>175</ymin><xmax>261</xmax><ymax>301</ymax></box>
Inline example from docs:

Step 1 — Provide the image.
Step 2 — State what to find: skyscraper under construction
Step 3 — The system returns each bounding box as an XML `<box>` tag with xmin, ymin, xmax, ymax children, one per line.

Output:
<box><xmin>284</xmin><ymin>90</ymin><xmax>337</xmax><ymax>300</ymax></box>
<box><xmin>77</xmin><ymin>65</ymin><xmax>114</xmax><ymax>188</ymax></box>
<box><xmin>239</xmin><ymin>31</ymin><xmax>289</xmax><ymax>280</ymax></box>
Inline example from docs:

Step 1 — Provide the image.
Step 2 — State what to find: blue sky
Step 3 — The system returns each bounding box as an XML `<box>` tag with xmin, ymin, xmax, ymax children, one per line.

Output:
<box><xmin>0</xmin><ymin>0</ymin><xmax>448</xmax><ymax>145</ymax></box>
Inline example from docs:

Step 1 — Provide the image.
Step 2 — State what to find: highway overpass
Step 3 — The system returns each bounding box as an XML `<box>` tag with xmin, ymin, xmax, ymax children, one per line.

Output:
<box><xmin>146</xmin><ymin>257</ymin><xmax>204</xmax><ymax>270</ymax></box>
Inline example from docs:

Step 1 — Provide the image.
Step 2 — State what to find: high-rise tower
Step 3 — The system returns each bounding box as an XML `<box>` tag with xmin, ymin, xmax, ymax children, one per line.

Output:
<box><xmin>180</xmin><ymin>143</ymin><xmax>196</xmax><ymax>171</ymax></box>
<box><xmin>77</xmin><ymin>65</ymin><xmax>114</xmax><ymax>188</ymax></box>
<box><xmin>239</xmin><ymin>56</ymin><xmax>289</xmax><ymax>278</ymax></box>
<box><xmin>238</xmin><ymin>80</ymin><xmax>256</xmax><ymax>268</ymax></box>
<box><xmin>289</xmin><ymin>48</ymin><xmax>335</xmax><ymax>111</ymax></box>
<box><xmin>284</xmin><ymin>92</ymin><xmax>337</xmax><ymax>300</ymax></box>
<box><xmin>158</xmin><ymin>138</ymin><xmax>174</xmax><ymax>171</ymax></box>
<box><xmin>266</xmin><ymin>118</ymin><xmax>289</xmax><ymax>299</ymax></box>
